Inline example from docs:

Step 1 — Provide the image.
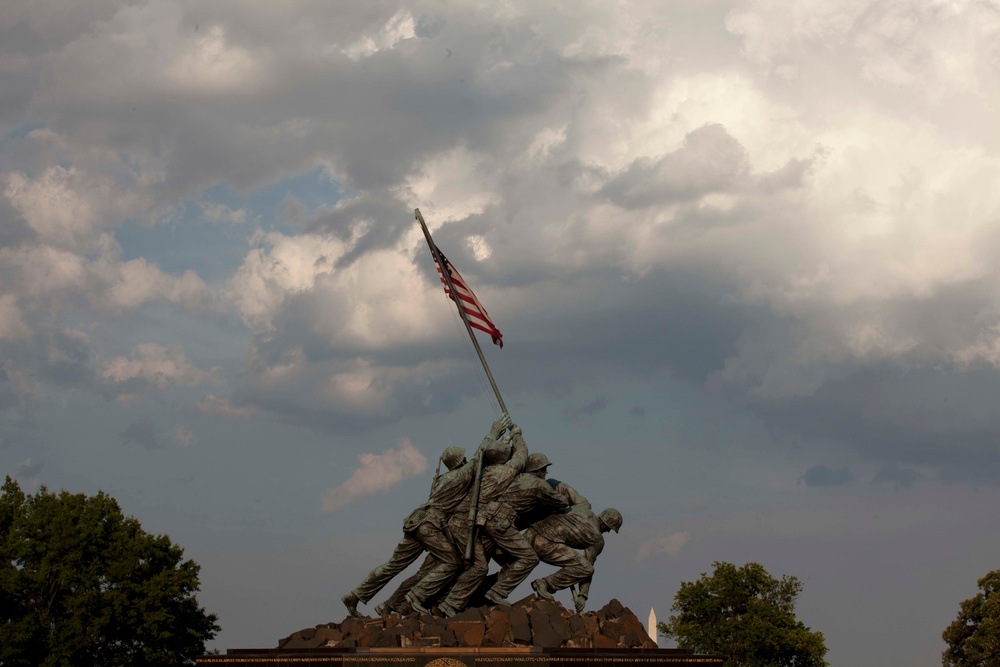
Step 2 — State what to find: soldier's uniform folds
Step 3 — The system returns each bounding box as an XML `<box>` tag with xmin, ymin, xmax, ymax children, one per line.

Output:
<box><xmin>525</xmin><ymin>504</ymin><xmax>604</xmax><ymax>594</ymax></box>
<box><xmin>484</xmin><ymin>470</ymin><xmax>568</xmax><ymax>599</ymax></box>
<box><xmin>348</xmin><ymin>447</ymin><xmax>480</xmax><ymax>606</ymax></box>
<box><xmin>526</xmin><ymin>481</ymin><xmax>616</xmax><ymax>609</ymax></box>
<box><xmin>438</xmin><ymin>432</ymin><xmax>531</xmax><ymax>612</ymax></box>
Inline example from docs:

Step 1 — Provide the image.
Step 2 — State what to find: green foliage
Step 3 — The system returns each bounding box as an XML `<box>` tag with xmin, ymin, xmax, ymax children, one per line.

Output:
<box><xmin>942</xmin><ymin>570</ymin><xmax>1000</xmax><ymax>667</ymax></box>
<box><xmin>0</xmin><ymin>476</ymin><xmax>219</xmax><ymax>666</ymax></box>
<box><xmin>658</xmin><ymin>561</ymin><xmax>828</xmax><ymax>667</ymax></box>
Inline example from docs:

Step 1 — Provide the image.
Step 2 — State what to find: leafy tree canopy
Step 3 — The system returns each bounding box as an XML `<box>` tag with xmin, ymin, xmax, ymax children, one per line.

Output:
<box><xmin>0</xmin><ymin>476</ymin><xmax>219</xmax><ymax>666</ymax></box>
<box><xmin>942</xmin><ymin>570</ymin><xmax>1000</xmax><ymax>667</ymax></box>
<box><xmin>659</xmin><ymin>561</ymin><xmax>828</xmax><ymax>667</ymax></box>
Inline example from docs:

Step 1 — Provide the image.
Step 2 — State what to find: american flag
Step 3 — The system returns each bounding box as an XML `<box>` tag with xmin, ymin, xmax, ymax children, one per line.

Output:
<box><xmin>434</xmin><ymin>248</ymin><xmax>504</xmax><ymax>348</ymax></box>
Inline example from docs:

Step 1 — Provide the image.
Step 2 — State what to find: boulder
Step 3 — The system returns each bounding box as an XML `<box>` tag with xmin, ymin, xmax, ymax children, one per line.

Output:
<box><xmin>276</xmin><ymin>597</ymin><xmax>656</xmax><ymax>649</ymax></box>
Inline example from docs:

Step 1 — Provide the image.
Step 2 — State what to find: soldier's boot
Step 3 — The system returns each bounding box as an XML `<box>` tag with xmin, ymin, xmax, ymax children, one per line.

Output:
<box><xmin>484</xmin><ymin>589</ymin><xmax>507</xmax><ymax>605</ymax></box>
<box><xmin>374</xmin><ymin>602</ymin><xmax>392</xmax><ymax>617</ymax></box>
<box><xmin>531</xmin><ymin>578</ymin><xmax>555</xmax><ymax>601</ymax></box>
<box><xmin>437</xmin><ymin>600</ymin><xmax>459</xmax><ymax>618</ymax></box>
<box><xmin>405</xmin><ymin>591</ymin><xmax>431</xmax><ymax>615</ymax></box>
<box><xmin>342</xmin><ymin>591</ymin><xmax>362</xmax><ymax>617</ymax></box>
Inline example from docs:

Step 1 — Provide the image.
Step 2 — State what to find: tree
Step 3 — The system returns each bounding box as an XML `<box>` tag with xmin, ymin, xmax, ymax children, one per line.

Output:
<box><xmin>942</xmin><ymin>570</ymin><xmax>1000</xmax><ymax>667</ymax></box>
<box><xmin>659</xmin><ymin>561</ymin><xmax>828</xmax><ymax>667</ymax></box>
<box><xmin>0</xmin><ymin>476</ymin><xmax>219</xmax><ymax>666</ymax></box>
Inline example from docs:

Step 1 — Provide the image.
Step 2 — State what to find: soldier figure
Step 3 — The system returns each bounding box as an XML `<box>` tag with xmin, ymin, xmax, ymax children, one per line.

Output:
<box><xmin>525</xmin><ymin>477</ymin><xmax>623</xmax><ymax>613</ymax></box>
<box><xmin>481</xmin><ymin>452</ymin><xmax>570</xmax><ymax>595</ymax></box>
<box><xmin>435</xmin><ymin>423</ymin><xmax>530</xmax><ymax>616</ymax></box>
<box><xmin>340</xmin><ymin>417</ymin><xmax>508</xmax><ymax>617</ymax></box>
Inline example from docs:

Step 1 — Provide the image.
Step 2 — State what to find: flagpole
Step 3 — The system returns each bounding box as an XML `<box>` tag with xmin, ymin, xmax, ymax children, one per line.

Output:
<box><xmin>414</xmin><ymin>208</ymin><xmax>507</xmax><ymax>561</ymax></box>
<box><xmin>414</xmin><ymin>209</ymin><xmax>508</xmax><ymax>415</ymax></box>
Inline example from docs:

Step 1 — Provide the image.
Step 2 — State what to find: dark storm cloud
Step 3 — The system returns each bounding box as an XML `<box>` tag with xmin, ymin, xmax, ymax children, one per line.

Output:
<box><xmin>757</xmin><ymin>365</ymin><xmax>1000</xmax><ymax>484</ymax></box>
<box><xmin>801</xmin><ymin>464</ymin><xmax>853</xmax><ymax>487</ymax></box>
<box><xmin>0</xmin><ymin>194</ymin><xmax>36</xmax><ymax>248</ymax></box>
<box><xmin>29</xmin><ymin>1</ymin><xmax>602</xmax><ymax>212</ymax></box>
<box><xmin>120</xmin><ymin>418</ymin><xmax>165</xmax><ymax>450</ymax></box>
<box><xmin>600</xmin><ymin>123</ymin><xmax>748</xmax><ymax>209</ymax></box>
<box><xmin>871</xmin><ymin>464</ymin><xmax>921</xmax><ymax>490</ymax></box>
<box><xmin>40</xmin><ymin>331</ymin><xmax>93</xmax><ymax>387</ymax></box>
<box><xmin>0</xmin><ymin>70</ymin><xmax>38</xmax><ymax>130</ymax></box>
<box><xmin>307</xmin><ymin>191</ymin><xmax>416</xmax><ymax>266</ymax></box>
<box><xmin>232</xmin><ymin>356</ymin><xmax>479</xmax><ymax>434</ymax></box>
<box><xmin>233</xmin><ymin>256</ymin><xmax>752</xmax><ymax>434</ymax></box>
<box><xmin>562</xmin><ymin>396</ymin><xmax>610</xmax><ymax>419</ymax></box>
<box><xmin>0</xmin><ymin>329</ymin><xmax>94</xmax><ymax>422</ymax></box>
<box><xmin>14</xmin><ymin>457</ymin><xmax>43</xmax><ymax>478</ymax></box>
<box><xmin>0</xmin><ymin>0</ymin><xmax>122</xmax><ymax>133</ymax></box>
<box><xmin>0</xmin><ymin>362</ymin><xmax>26</xmax><ymax>418</ymax></box>
<box><xmin>509</xmin><ymin>267</ymin><xmax>748</xmax><ymax>385</ymax></box>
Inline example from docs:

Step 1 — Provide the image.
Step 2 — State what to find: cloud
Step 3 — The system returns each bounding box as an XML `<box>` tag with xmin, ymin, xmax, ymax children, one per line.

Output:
<box><xmin>201</xmin><ymin>201</ymin><xmax>251</xmax><ymax>225</ymax></box>
<box><xmin>197</xmin><ymin>394</ymin><xmax>259</xmax><ymax>420</ymax></box>
<box><xmin>871</xmin><ymin>464</ymin><xmax>921</xmax><ymax>490</ymax></box>
<box><xmin>726</xmin><ymin>0</ymin><xmax>1000</xmax><ymax>103</ymax></box>
<box><xmin>320</xmin><ymin>438</ymin><xmax>428</xmax><ymax>512</ymax></box>
<box><xmin>759</xmin><ymin>366</ymin><xmax>1000</xmax><ymax>484</ymax></box>
<box><xmin>228</xmin><ymin>227</ymin><xmax>444</xmax><ymax>346</ymax></box>
<box><xmin>120</xmin><ymin>418</ymin><xmax>164</xmax><ymax>450</ymax></box>
<box><xmin>0</xmin><ymin>295</ymin><xmax>29</xmax><ymax>341</ymax></box>
<box><xmin>636</xmin><ymin>531</ymin><xmax>690</xmax><ymax>561</ymax></box>
<box><xmin>563</xmin><ymin>396</ymin><xmax>611</xmax><ymax>419</ymax></box>
<box><xmin>15</xmin><ymin>457</ymin><xmax>42</xmax><ymax>478</ymax></box>
<box><xmin>0</xmin><ymin>171</ymin><xmax>217</xmax><ymax>408</ymax></box>
<box><xmin>600</xmin><ymin>123</ymin><xmax>749</xmax><ymax>209</ymax></box>
<box><xmin>339</xmin><ymin>9</ymin><xmax>416</xmax><ymax>62</ymax></box>
<box><xmin>174</xmin><ymin>425</ymin><xmax>195</xmax><ymax>447</ymax></box>
<box><xmin>101</xmin><ymin>256</ymin><xmax>215</xmax><ymax>313</ymax></box>
<box><xmin>801</xmin><ymin>465</ymin><xmax>854</xmax><ymax>488</ymax></box>
<box><xmin>100</xmin><ymin>343</ymin><xmax>218</xmax><ymax>391</ymax></box>
<box><xmin>5</xmin><ymin>167</ymin><xmax>145</xmax><ymax>251</ymax></box>
<box><xmin>3</xmin><ymin>0</ymin><xmax>1000</xmax><ymax>491</ymax></box>
<box><xmin>165</xmin><ymin>24</ymin><xmax>261</xmax><ymax>91</ymax></box>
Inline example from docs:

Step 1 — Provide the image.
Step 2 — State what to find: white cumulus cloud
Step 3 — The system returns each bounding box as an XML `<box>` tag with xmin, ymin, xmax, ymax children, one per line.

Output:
<box><xmin>100</xmin><ymin>343</ymin><xmax>218</xmax><ymax>389</ymax></box>
<box><xmin>321</xmin><ymin>438</ymin><xmax>428</xmax><ymax>512</ymax></box>
<box><xmin>636</xmin><ymin>531</ymin><xmax>691</xmax><ymax>561</ymax></box>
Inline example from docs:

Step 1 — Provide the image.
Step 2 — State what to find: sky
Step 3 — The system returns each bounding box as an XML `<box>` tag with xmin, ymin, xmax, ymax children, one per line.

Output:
<box><xmin>2</xmin><ymin>0</ymin><xmax>1000</xmax><ymax>664</ymax></box>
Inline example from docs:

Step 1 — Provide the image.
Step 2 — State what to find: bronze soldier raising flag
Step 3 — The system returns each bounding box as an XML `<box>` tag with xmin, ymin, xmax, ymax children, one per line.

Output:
<box><xmin>338</xmin><ymin>209</ymin><xmax>624</xmax><ymax>618</ymax></box>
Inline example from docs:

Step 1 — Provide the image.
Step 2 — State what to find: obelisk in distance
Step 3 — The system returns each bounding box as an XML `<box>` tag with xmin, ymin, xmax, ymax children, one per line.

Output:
<box><xmin>648</xmin><ymin>608</ymin><xmax>657</xmax><ymax>644</ymax></box>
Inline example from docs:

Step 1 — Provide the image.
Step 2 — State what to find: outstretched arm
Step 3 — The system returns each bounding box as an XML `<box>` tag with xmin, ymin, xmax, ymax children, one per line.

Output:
<box><xmin>552</xmin><ymin>480</ymin><xmax>591</xmax><ymax>509</ymax></box>
<box><xmin>506</xmin><ymin>426</ymin><xmax>528</xmax><ymax>472</ymax></box>
<box><xmin>579</xmin><ymin>535</ymin><xmax>604</xmax><ymax>602</ymax></box>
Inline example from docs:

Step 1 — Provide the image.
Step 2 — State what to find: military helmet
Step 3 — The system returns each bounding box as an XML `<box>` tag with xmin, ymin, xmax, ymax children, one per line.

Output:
<box><xmin>525</xmin><ymin>453</ymin><xmax>552</xmax><ymax>473</ymax></box>
<box><xmin>598</xmin><ymin>508</ymin><xmax>623</xmax><ymax>533</ymax></box>
<box><xmin>483</xmin><ymin>442</ymin><xmax>512</xmax><ymax>465</ymax></box>
<box><xmin>441</xmin><ymin>446</ymin><xmax>466</xmax><ymax>470</ymax></box>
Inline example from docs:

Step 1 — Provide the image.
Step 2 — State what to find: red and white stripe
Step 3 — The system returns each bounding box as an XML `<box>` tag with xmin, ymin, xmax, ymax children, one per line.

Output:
<box><xmin>435</xmin><ymin>251</ymin><xmax>504</xmax><ymax>348</ymax></box>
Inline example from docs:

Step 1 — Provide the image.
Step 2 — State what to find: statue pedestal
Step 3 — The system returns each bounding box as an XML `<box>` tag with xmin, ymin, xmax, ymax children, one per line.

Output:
<box><xmin>198</xmin><ymin>599</ymin><xmax>721</xmax><ymax>666</ymax></box>
<box><xmin>197</xmin><ymin>646</ymin><xmax>723</xmax><ymax>666</ymax></box>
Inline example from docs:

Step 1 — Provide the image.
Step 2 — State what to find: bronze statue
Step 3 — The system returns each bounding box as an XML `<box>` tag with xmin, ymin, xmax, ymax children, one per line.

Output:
<box><xmin>340</xmin><ymin>419</ymin><xmax>623</xmax><ymax>618</ymax></box>
<box><xmin>435</xmin><ymin>425</ymin><xmax>529</xmax><ymax>616</ymax></box>
<box><xmin>525</xmin><ymin>477</ymin><xmax>623</xmax><ymax>613</ymax></box>
<box><xmin>480</xmin><ymin>452</ymin><xmax>570</xmax><ymax>598</ymax></box>
<box><xmin>341</xmin><ymin>418</ymin><xmax>508</xmax><ymax>617</ymax></box>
